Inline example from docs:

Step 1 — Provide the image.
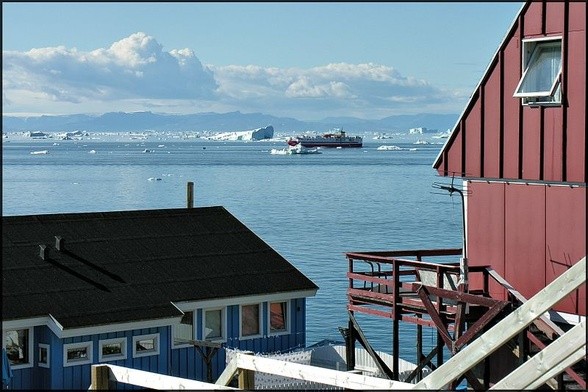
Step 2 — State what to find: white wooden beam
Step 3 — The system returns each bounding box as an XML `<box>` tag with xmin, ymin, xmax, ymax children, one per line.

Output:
<box><xmin>104</xmin><ymin>364</ymin><xmax>236</xmax><ymax>390</ymax></box>
<box><xmin>231</xmin><ymin>352</ymin><xmax>414</xmax><ymax>390</ymax></box>
<box><xmin>215</xmin><ymin>356</ymin><xmax>239</xmax><ymax>386</ymax></box>
<box><xmin>413</xmin><ymin>256</ymin><xmax>586</xmax><ymax>390</ymax></box>
<box><xmin>490</xmin><ymin>320</ymin><xmax>586</xmax><ymax>390</ymax></box>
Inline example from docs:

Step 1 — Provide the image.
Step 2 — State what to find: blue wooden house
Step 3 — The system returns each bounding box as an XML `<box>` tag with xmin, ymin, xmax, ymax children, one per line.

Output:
<box><xmin>2</xmin><ymin>207</ymin><xmax>318</xmax><ymax>389</ymax></box>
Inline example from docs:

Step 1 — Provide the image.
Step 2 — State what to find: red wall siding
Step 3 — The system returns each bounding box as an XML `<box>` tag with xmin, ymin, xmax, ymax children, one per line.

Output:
<box><xmin>436</xmin><ymin>1</ymin><xmax>585</xmax><ymax>184</ymax></box>
<box><xmin>566</xmin><ymin>13</ymin><xmax>587</xmax><ymax>183</ymax></box>
<box><xmin>483</xmin><ymin>62</ymin><xmax>502</xmax><ymax>178</ymax></box>
<box><xmin>465</xmin><ymin>98</ymin><xmax>482</xmax><ymax>177</ymax></box>
<box><xmin>504</xmin><ymin>184</ymin><xmax>546</xmax><ymax>300</ymax></box>
<box><xmin>543</xmin><ymin>108</ymin><xmax>564</xmax><ymax>181</ymax></box>
<box><xmin>466</xmin><ymin>181</ymin><xmax>586</xmax><ymax>315</ymax></box>
<box><xmin>446</xmin><ymin>124</ymin><xmax>463</xmax><ymax>177</ymax></box>
<box><xmin>545</xmin><ymin>186</ymin><xmax>587</xmax><ymax>314</ymax></box>
<box><xmin>521</xmin><ymin>108</ymin><xmax>542</xmax><ymax>180</ymax></box>
<box><xmin>466</xmin><ymin>181</ymin><xmax>506</xmax><ymax>299</ymax></box>
<box><xmin>524</xmin><ymin>1</ymin><xmax>543</xmax><ymax>37</ymax></box>
<box><xmin>502</xmin><ymin>33</ymin><xmax>522</xmax><ymax>179</ymax></box>
<box><xmin>545</xmin><ymin>2</ymin><xmax>565</xmax><ymax>35</ymax></box>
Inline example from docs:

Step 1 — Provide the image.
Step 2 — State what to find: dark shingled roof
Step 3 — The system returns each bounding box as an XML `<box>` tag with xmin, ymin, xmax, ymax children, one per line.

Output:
<box><xmin>2</xmin><ymin>207</ymin><xmax>318</xmax><ymax>329</ymax></box>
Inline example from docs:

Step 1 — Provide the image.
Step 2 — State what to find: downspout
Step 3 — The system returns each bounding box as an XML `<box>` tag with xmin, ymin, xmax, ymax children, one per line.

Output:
<box><xmin>438</xmin><ymin>183</ymin><xmax>468</xmax><ymax>290</ymax></box>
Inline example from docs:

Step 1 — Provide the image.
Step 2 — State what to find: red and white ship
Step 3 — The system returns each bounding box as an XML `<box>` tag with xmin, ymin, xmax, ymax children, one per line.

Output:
<box><xmin>287</xmin><ymin>129</ymin><xmax>362</xmax><ymax>148</ymax></box>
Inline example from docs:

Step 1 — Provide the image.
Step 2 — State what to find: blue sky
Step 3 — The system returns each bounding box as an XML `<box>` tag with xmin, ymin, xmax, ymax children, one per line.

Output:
<box><xmin>2</xmin><ymin>2</ymin><xmax>523</xmax><ymax>120</ymax></box>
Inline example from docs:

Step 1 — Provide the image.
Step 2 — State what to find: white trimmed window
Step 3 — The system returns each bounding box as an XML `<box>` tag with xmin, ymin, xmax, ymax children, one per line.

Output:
<box><xmin>240</xmin><ymin>304</ymin><xmax>261</xmax><ymax>338</ymax></box>
<box><xmin>514</xmin><ymin>37</ymin><xmax>562</xmax><ymax>105</ymax></box>
<box><xmin>38</xmin><ymin>343</ymin><xmax>50</xmax><ymax>368</ymax></box>
<box><xmin>173</xmin><ymin>311</ymin><xmax>194</xmax><ymax>348</ymax></box>
<box><xmin>203</xmin><ymin>308</ymin><xmax>225</xmax><ymax>342</ymax></box>
<box><xmin>98</xmin><ymin>337</ymin><xmax>127</xmax><ymax>362</ymax></box>
<box><xmin>3</xmin><ymin>328</ymin><xmax>34</xmax><ymax>369</ymax></box>
<box><xmin>269</xmin><ymin>301</ymin><xmax>289</xmax><ymax>335</ymax></box>
<box><xmin>63</xmin><ymin>341</ymin><xmax>93</xmax><ymax>367</ymax></box>
<box><xmin>132</xmin><ymin>334</ymin><xmax>159</xmax><ymax>358</ymax></box>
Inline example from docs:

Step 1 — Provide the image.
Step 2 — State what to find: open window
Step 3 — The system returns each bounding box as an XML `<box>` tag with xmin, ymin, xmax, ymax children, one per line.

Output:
<box><xmin>3</xmin><ymin>328</ymin><xmax>34</xmax><ymax>369</ymax></box>
<box><xmin>269</xmin><ymin>301</ymin><xmax>289</xmax><ymax>335</ymax></box>
<box><xmin>173</xmin><ymin>311</ymin><xmax>194</xmax><ymax>348</ymax></box>
<box><xmin>514</xmin><ymin>37</ymin><xmax>562</xmax><ymax>105</ymax></box>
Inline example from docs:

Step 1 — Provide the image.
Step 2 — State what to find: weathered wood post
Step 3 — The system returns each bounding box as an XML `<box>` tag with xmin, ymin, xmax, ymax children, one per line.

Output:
<box><xmin>238</xmin><ymin>351</ymin><xmax>255</xmax><ymax>390</ymax></box>
<box><xmin>90</xmin><ymin>364</ymin><xmax>110</xmax><ymax>390</ymax></box>
<box><xmin>187</xmin><ymin>181</ymin><xmax>194</xmax><ymax>208</ymax></box>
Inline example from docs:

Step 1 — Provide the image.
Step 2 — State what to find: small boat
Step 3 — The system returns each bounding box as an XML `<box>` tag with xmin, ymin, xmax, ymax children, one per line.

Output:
<box><xmin>30</xmin><ymin>150</ymin><xmax>49</xmax><ymax>155</ymax></box>
<box><xmin>287</xmin><ymin>128</ymin><xmax>362</xmax><ymax>148</ymax></box>
<box><xmin>270</xmin><ymin>144</ymin><xmax>322</xmax><ymax>155</ymax></box>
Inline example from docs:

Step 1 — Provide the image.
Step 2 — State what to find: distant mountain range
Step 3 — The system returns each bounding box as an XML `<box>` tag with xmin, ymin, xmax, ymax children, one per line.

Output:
<box><xmin>2</xmin><ymin>111</ymin><xmax>458</xmax><ymax>133</ymax></box>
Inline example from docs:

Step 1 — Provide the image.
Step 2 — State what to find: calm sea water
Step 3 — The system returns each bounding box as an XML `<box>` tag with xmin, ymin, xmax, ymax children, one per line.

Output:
<box><xmin>2</xmin><ymin>134</ymin><xmax>464</xmax><ymax>362</ymax></box>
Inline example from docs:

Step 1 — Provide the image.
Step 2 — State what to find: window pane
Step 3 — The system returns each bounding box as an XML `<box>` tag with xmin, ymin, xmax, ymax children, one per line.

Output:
<box><xmin>67</xmin><ymin>347</ymin><xmax>88</xmax><ymax>361</ymax></box>
<box><xmin>102</xmin><ymin>343</ymin><xmax>122</xmax><ymax>356</ymax></box>
<box><xmin>270</xmin><ymin>302</ymin><xmax>287</xmax><ymax>332</ymax></box>
<box><xmin>4</xmin><ymin>329</ymin><xmax>30</xmax><ymax>365</ymax></box>
<box><xmin>136</xmin><ymin>338</ymin><xmax>155</xmax><ymax>352</ymax></box>
<box><xmin>242</xmin><ymin>304</ymin><xmax>260</xmax><ymax>336</ymax></box>
<box><xmin>174</xmin><ymin>311</ymin><xmax>194</xmax><ymax>344</ymax></box>
<box><xmin>205</xmin><ymin>309</ymin><xmax>222</xmax><ymax>339</ymax></box>
<box><xmin>39</xmin><ymin>346</ymin><xmax>48</xmax><ymax>364</ymax></box>
<box><xmin>517</xmin><ymin>41</ymin><xmax>561</xmax><ymax>96</ymax></box>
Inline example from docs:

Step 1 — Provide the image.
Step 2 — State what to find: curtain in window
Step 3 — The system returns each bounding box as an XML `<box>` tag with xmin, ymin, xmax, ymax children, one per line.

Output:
<box><xmin>519</xmin><ymin>43</ymin><xmax>561</xmax><ymax>94</ymax></box>
<box><xmin>270</xmin><ymin>302</ymin><xmax>287</xmax><ymax>332</ymax></box>
<box><xmin>242</xmin><ymin>304</ymin><xmax>260</xmax><ymax>336</ymax></box>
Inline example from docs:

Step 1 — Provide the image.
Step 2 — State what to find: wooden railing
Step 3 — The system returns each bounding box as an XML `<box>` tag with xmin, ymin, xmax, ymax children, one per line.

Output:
<box><xmin>345</xmin><ymin>248</ymin><xmax>493</xmax><ymax>327</ymax></box>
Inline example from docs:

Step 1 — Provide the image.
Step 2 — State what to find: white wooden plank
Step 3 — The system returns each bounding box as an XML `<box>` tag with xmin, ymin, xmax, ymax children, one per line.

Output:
<box><xmin>233</xmin><ymin>352</ymin><xmax>414</xmax><ymax>390</ymax></box>
<box><xmin>106</xmin><ymin>364</ymin><xmax>236</xmax><ymax>390</ymax></box>
<box><xmin>413</xmin><ymin>257</ymin><xmax>586</xmax><ymax>390</ymax></box>
<box><xmin>215</xmin><ymin>356</ymin><xmax>239</xmax><ymax>386</ymax></box>
<box><xmin>490</xmin><ymin>320</ymin><xmax>586</xmax><ymax>390</ymax></box>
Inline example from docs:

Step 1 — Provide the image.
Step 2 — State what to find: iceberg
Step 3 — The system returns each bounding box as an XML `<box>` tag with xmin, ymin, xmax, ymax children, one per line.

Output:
<box><xmin>208</xmin><ymin>125</ymin><xmax>274</xmax><ymax>141</ymax></box>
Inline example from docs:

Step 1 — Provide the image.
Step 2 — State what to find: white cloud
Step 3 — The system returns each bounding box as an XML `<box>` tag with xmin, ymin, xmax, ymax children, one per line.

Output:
<box><xmin>2</xmin><ymin>32</ymin><xmax>463</xmax><ymax>118</ymax></box>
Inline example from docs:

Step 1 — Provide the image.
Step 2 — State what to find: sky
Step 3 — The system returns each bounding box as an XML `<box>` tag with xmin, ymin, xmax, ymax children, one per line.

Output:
<box><xmin>2</xmin><ymin>2</ymin><xmax>524</xmax><ymax>121</ymax></box>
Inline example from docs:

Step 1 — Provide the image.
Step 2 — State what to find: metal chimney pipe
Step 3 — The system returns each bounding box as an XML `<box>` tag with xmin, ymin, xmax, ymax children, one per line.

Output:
<box><xmin>187</xmin><ymin>181</ymin><xmax>194</xmax><ymax>208</ymax></box>
<box><xmin>55</xmin><ymin>236</ymin><xmax>64</xmax><ymax>251</ymax></box>
<box><xmin>39</xmin><ymin>244</ymin><xmax>47</xmax><ymax>260</ymax></box>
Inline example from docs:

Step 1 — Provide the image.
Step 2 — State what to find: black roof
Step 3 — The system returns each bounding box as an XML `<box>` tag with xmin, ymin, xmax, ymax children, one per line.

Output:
<box><xmin>2</xmin><ymin>207</ymin><xmax>318</xmax><ymax>329</ymax></box>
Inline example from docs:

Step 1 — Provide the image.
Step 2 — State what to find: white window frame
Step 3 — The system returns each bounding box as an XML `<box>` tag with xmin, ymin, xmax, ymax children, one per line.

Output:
<box><xmin>98</xmin><ymin>337</ymin><xmax>127</xmax><ymax>362</ymax></box>
<box><xmin>203</xmin><ymin>308</ymin><xmax>226</xmax><ymax>342</ymax></box>
<box><xmin>240</xmin><ymin>303</ymin><xmax>262</xmax><ymax>339</ymax></box>
<box><xmin>3</xmin><ymin>327</ymin><xmax>34</xmax><ymax>369</ymax></box>
<box><xmin>132</xmin><ymin>333</ymin><xmax>160</xmax><ymax>358</ymax></box>
<box><xmin>63</xmin><ymin>341</ymin><xmax>93</xmax><ymax>367</ymax></box>
<box><xmin>268</xmin><ymin>301</ymin><xmax>290</xmax><ymax>336</ymax></box>
<box><xmin>38</xmin><ymin>343</ymin><xmax>50</xmax><ymax>368</ymax></box>
<box><xmin>173</xmin><ymin>311</ymin><xmax>195</xmax><ymax>348</ymax></box>
<box><xmin>514</xmin><ymin>36</ymin><xmax>562</xmax><ymax>105</ymax></box>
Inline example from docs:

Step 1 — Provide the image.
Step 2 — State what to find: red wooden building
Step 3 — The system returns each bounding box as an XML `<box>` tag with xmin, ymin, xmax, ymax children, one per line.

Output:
<box><xmin>434</xmin><ymin>0</ymin><xmax>586</xmax><ymax>321</ymax></box>
<box><xmin>343</xmin><ymin>1</ymin><xmax>585</xmax><ymax>389</ymax></box>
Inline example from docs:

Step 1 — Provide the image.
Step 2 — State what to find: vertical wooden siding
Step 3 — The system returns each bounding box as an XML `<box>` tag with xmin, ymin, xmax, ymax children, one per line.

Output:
<box><xmin>436</xmin><ymin>1</ymin><xmax>586</xmax><ymax>184</ymax></box>
<box><xmin>466</xmin><ymin>181</ymin><xmax>586</xmax><ymax>316</ymax></box>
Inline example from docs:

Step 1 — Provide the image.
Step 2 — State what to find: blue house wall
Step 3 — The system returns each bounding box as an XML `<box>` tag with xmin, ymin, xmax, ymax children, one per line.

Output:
<box><xmin>170</xmin><ymin>298</ymin><xmax>308</xmax><ymax>382</ymax></box>
<box><xmin>4</xmin><ymin>298</ymin><xmax>308</xmax><ymax>390</ymax></box>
